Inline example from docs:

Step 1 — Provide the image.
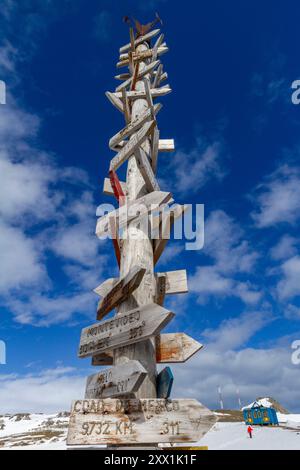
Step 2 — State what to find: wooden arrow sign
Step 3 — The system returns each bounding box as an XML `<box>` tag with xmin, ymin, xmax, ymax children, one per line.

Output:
<box><xmin>67</xmin><ymin>398</ymin><xmax>217</xmax><ymax>445</ymax></box>
<box><xmin>134</xmin><ymin>146</ymin><xmax>160</xmax><ymax>192</ymax></box>
<box><xmin>105</xmin><ymin>92</ymin><xmax>124</xmax><ymax>113</ymax></box>
<box><xmin>79</xmin><ymin>303</ymin><xmax>174</xmax><ymax>359</ymax></box>
<box><xmin>156</xmin><ymin>333</ymin><xmax>203</xmax><ymax>363</ymax></box>
<box><xmin>157</xmin><ymin>366</ymin><xmax>174</xmax><ymax>399</ymax></box>
<box><xmin>85</xmin><ymin>360</ymin><xmax>147</xmax><ymax>399</ymax></box>
<box><xmin>94</xmin><ymin>270</ymin><xmax>188</xmax><ymax>299</ymax></box>
<box><xmin>97</xmin><ymin>266</ymin><xmax>146</xmax><ymax>320</ymax></box>
<box><xmin>96</xmin><ymin>190</ymin><xmax>172</xmax><ymax>237</ymax></box>
<box><xmin>113</xmin><ymin>87</ymin><xmax>172</xmax><ymax>100</ymax></box>
<box><xmin>91</xmin><ymin>333</ymin><xmax>202</xmax><ymax>367</ymax></box>
<box><xmin>109</xmin><ymin>120</ymin><xmax>155</xmax><ymax>171</ymax></box>
<box><xmin>109</xmin><ymin>103</ymin><xmax>162</xmax><ymax>151</ymax></box>
<box><xmin>119</xmin><ymin>46</ymin><xmax>168</xmax><ymax>63</ymax></box>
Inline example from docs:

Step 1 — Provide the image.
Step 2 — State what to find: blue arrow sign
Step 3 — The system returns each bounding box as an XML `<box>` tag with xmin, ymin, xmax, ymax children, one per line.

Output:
<box><xmin>157</xmin><ymin>366</ymin><xmax>174</xmax><ymax>398</ymax></box>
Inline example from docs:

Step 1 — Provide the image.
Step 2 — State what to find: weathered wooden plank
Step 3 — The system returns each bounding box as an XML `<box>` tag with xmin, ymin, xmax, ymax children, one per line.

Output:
<box><xmin>151</xmin><ymin>128</ymin><xmax>160</xmax><ymax>172</ymax></box>
<box><xmin>153</xmin><ymin>34</ymin><xmax>165</xmax><ymax>61</ymax></box>
<box><xmin>119</xmin><ymin>28</ymin><xmax>160</xmax><ymax>53</ymax></box>
<box><xmin>85</xmin><ymin>361</ymin><xmax>147</xmax><ymax>399</ymax></box>
<box><xmin>155</xmin><ymin>273</ymin><xmax>166</xmax><ymax>306</ymax></box>
<box><xmin>109</xmin><ymin>103</ymin><xmax>162</xmax><ymax>151</ymax></box>
<box><xmin>155</xmin><ymin>333</ymin><xmax>203</xmax><ymax>363</ymax></box>
<box><xmin>94</xmin><ymin>270</ymin><xmax>188</xmax><ymax>298</ymax></box>
<box><xmin>134</xmin><ymin>146</ymin><xmax>160</xmax><ymax>192</ymax></box>
<box><xmin>159</xmin><ymin>139</ymin><xmax>175</xmax><ymax>152</ymax></box>
<box><xmin>109</xmin><ymin>170</ymin><xmax>126</xmax><ymax>205</ymax></box>
<box><xmin>121</xmin><ymin>88</ymin><xmax>131</xmax><ymax>124</ymax></box>
<box><xmin>79</xmin><ymin>303</ymin><xmax>174</xmax><ymax>359</ymax></box>
<box><xmin>103</xmin><ymin>178</ymin><xmax>127</xmax><ymax>197</ymax></box>
<box><xmin>152</xmin><ymin>64</ymin><xmax>163</xmax><ymax>89</ymax></box>
<box><xmin>96</xmin><ymin>191</ymin><xmax>172</xmax><ymax>238</ymax></box>
<box><xmin>67</xmin><ymin>398</ymin><xmax>217</xmax><ymax>445</ymax></box>
<box><xmin>113</xmin><ymin>87</ymin><xmax>172</xmax><ymax>100</ymax></box>
<box><xmin>154</xmin><ymin>205</ymin><xmax>189</xmax><ymax>265</ymax></box>
<box><xmin>97</xmin><ymin>266</ymin><xmax>146</xmax><ymax>320</ymax></box>
<box><xmin>157</xmin><ymin>366</ymin><xmax>174</xmax><ymax>398</ymax></box>
<box><xmin>116</xmin><ymin>60</ymin><xmax>160</xmax><ymax>92</ymax></box>
<box><xmin>130</xmin><ymin>62</ymin><xmax>140</xmax><ymax>91</ymax></box>
<box><xmin>91</xmin><ymin>333</ymin><xmax>203</xmax><ymax>366</ymax></box>
<box><xmin>109</xmin><ymin>217</ymin><xmax>121</xmax><ymax>268</ymax></box>
<box><xmin>105</xmin><ymin>92</ymin><xmax>124</xmax><ymax>113</ymax></box>
<box><xmin>118</xmin><ymin>46</ymin><xmax>168</xmax><ymax>64</ymax></box>
<box><xmin>109</xmin><ymin>120</ymin><xmax>155</xmax><ymax>171</ymax></box>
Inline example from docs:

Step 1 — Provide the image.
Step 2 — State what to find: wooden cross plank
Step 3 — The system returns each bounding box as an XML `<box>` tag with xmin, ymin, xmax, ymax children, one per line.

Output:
<box><xmin>118</xmin><ymin>46</ymin><xmax>168</xmax><ymax>64</ymax></box>
<box><xmin>78</xmin><ymin>303</ymin><xmax>174</xmax><ymax>359</ymax></box>
<box><xmin>97</xmin><ymin>265</ymin><xmax>146</xmax><ymax>320</ymax></box>
<box><xmin>67</xmin><ymin>398</ymin><xmax>217</xmax><ymax>445</ymax></box>
<box><xmin>153</xmin><ymin>71</ymin><xmax>168</xmax><ymax>87</ymax></box>
<box><xmin>159</xmin><ymin>139</ymin><xmax>175</xmax><ymax>152</ymax></box>
<box><xmin>109</xmin><ymin>103</ymin><xmax>162</xmax><ymax>151</ymax></box>
<box><xmin>134</xmin><ymin>146</ymin><xmax>160</xmax><ymax>192</ymax></box>
<box><xmin>152</xmin><ymin>64</ymin><xmax>163</xmax><ymax>89</ymax></box>
<box><xmin>96</xmin><ymin>190</ymin><xmax>172</xmax><ymax>237</ymax></box>
<box><xmin>153</xmin><ymin>205</ymin><xmax>189</xmax><ymax>265</ymax></box>
<box><xmin>94</xmin><ymin>270</ymin><xmax>188</xmax><ymax>299</ymax></box>
<box><xmin>157</xmin><ymin>366</ymin><xmax>174</xmax><ymax>398</ymax></box>
<box><xmin>109</xmin><ymin>217</ymin><xmax>121</xmax><ymax>268</ymax></box>
<box><xmin>113</xmin><ymin>86</ymin><xmax>172</xmax><ymax>100</ymax></box>
<box><xmin>116</xmin><ymin>60</ymin><xmax>160</xmax><ymax>92</ymax></box>
<box><xmin>109</xmin><ymin>120</ymin><xmax>155</xmax><ymax>172</ymax></box>
<box><xmin>103</xmin><ymin>177</ymin><xmax>127</xmax><ymax>197</ymax></box>
<box><xmin>152</xmin><ymin>33</ymin><xmax>165</xmax><ymax>61</ymax></box>
<box><xmin>105</xmin><ymin>91</ymin><xmax>124</xmax><ymax>113</ymax></box>
<box><xmin>119</xmin><ymin>28</ymin><xmax>161</xmax><ymax>53</ymax></box>
<box><xmin>155</xmin><ymin>273</ymin><xmax>166</xmax><ymax>306</ymax></box>
<box><xmin>85</xmin><ymin>360</ymin><xmax>147</xmax><ymax>399</ymax></box>
<box><xmin>109</xmin><ymin>170</ymin><xmax>126</xmax><ymax>205</ymax></box>
<box><xmin>151</xmin><ymin>127</ymin><xmax>160</xmax><ymax>173</ymax></box>
<box><xmin>91</xmin><ymin>333</ymin><xmax>203</xmax><ymax>366</ymax></box>
<box><xmin>130</xmin><ymin>62</ymin><xmax>140</xmax><ymax>91</ymax></box>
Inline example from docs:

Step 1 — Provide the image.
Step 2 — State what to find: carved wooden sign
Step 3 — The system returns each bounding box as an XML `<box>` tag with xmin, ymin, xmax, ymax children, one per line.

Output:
<box><xmin>67</xmin><ymin>398</ymin><xmax>217</xmax><ymax>445</ymax></box>
<box><xmin>134</xmin><ymin>146</ymin><xmax>160</xmax><ymax>192</ymax></box>
<box><xmin>97</xmin><ymin>266</ymin><xmax>146</xmax><ymax>320</ymax></box>
<box><xmin>96</xmin><ymin>190</ymin><xmax>172</xmax><ymax>237</ymax></box>
<box><xmin>119</xmin><ymin>28</ymin><xmax>161</xmax><ymax>53</ymax></box>
<box><xmin>85</xmin><ymin>360</ymin><xmax>147</xmax><ymax>399</ymax></box>
<box><xmin>91</xmin><ymin>333</ymin><xmax>203</xmax><ymax>366</ymax></box>
<box><xmin>79</xmin><ymin>303</ymin><xmax>174</xmax><ymax>359</ymax></box>
<box><xmin>113</xmin><ymin>87</ymin><xmax>172</xmax><ymax>100</ymax></box>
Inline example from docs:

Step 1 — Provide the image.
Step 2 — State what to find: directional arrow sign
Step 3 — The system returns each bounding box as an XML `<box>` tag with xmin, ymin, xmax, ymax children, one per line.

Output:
<box><xmin>119</xmin><ymin>28</ymin><xmax>160</xmax><ymax>53</ymax></box>
<box><xmin>67</xmin><ymin>398</ymin><xmax>217</xmax><ymax>445</ymax></box>
<box><xmin>97</xmin><ymin>266</ymin><xmax>146</xmax><ymax>320</ymax></box>
<box><xmin>116</xmin><ymin>60</ymin><xmax>160</xmax><ymax>92</ymax></box>
<box><xmin>78</xmin><ymin>303</ymin><xmax>174</xmax><ymax>359</ymax></box>
<box><xmin>113</xmin><ymin>87</ymin><xmax>172</xmax><ymax>100</ymax></box>
<box><xmin>155</xmin><ymin>333</ymin><xmax>203</xmax><ymax>363</ymax></box>
<box><xmin>91</xmin><ymin>333</ymin><xmax>203</xmax><ymax>366</ymax></box>
<box><xmin>157</xmin><ymin>367</ymin><xmax>174</xmax><ymax>399</ymax></box>
<box><xmin>96</xmin><ymin>190</ymin><xmax>172</xmax><ymax>238</ymax></box>
<box><xmin>85</xmin><ymin>360</ymin><xmax>147</xmax><ymax>399</ymax></box>
<box><xmin>110</xmin><ymin>120</ymin><xmax>155</xmax><ymax>171</ymax></box>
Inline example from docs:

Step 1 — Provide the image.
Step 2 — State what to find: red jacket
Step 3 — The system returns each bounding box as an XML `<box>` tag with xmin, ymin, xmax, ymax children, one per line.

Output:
<box><xmin>247</xmin><ymin>426</ymin><xmax>253</xmax><ymax>433</ymax></box>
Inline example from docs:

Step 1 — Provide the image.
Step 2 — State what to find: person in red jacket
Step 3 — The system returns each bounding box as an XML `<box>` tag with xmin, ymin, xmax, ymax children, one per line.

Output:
<box><xmin>247</xmin><ymin>425</ymin><xmax>253</xmax><ymax>438</ymax></box>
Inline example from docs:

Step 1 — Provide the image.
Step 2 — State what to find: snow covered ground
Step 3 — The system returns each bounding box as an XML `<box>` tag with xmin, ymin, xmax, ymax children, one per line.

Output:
<box><xmin>1</xmin><ymin>413</ymin><xmax>300</xmax><ymax>450</ymax></box>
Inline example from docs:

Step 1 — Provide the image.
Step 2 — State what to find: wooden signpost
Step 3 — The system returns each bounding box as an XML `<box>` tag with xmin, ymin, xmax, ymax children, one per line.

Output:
<box><xmin>67</xmin><ymin>398</ymin><xmax>217</xmax><ymax>445</ymax></box>
<box><xmin>85</xmin><ymin>360</ymin><xmax>147</xmax><ymax>399</ymax></box>
<box><xmin>68</xmin><ymin>20</ymin><xmax>215</xmax><ymax>449</ymax></box>
<box><xmin>79</xmin><ymin>303</ymin><xmax>174</xmax><ymax>359</ymax></box>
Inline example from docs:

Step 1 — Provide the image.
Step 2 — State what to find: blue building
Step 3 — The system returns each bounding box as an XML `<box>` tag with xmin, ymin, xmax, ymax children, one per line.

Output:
<box><xmin>243</xmin><ymin>401</ymin><xmax>279</xmax><ymax>426</ymax></box>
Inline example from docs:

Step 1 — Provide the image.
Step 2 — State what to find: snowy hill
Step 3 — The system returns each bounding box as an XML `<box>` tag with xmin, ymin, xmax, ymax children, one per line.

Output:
<box><xmin>1</xmin><ymin>409</ymin><xmax>300</xmax><ymax>450</ymax></box>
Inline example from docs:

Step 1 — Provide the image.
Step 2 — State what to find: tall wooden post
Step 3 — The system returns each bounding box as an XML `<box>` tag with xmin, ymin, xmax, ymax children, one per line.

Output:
<box><xmin>67</xmin><ymin>20</ymin><xmax>217</xmax><ymax>449</ymax></box>
<box><xmin>114</xmin><ymin>41</ymin><xmax>157</xmax><ymax>399</ymax></box>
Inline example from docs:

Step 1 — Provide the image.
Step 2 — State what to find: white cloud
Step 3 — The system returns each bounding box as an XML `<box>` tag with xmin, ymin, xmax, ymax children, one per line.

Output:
<box><xmin>270</xmin><ymin>235</ymin><xmax>298</xmax><ymax>261</ymax></box>
<box><xmin>0</xmin><ymin>367</ymin><xmax>86</xmax><ymax>414</ymax></box>
<box><xmin>251</xmin><ymin>164</ymin><xmax>300</xmax><ymax>228</ymax></box>
<box><xmin>171</xmin><ymin>312</ymin><xmax>300</xmax><ymax>412</ymax></box>
<box><xmin>277</xmin><ymin>256</ymin><xmax>300</xmax><ymax>301</ymax></box>
<box><xmin>189</xmin><ymin>211</ymin><xmax>261</xmax><ymax>305</ymax></box>
<box><xmin>164</xmin><ymin>137</ymin><xmax>226</xmax><ymax>196</ymax></box>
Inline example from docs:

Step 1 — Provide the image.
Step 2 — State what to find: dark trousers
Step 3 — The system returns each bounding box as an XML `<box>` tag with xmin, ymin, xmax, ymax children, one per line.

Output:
<box><xmin>248</xmin><ymin>432</ymin><xmax>252</xmax><ymax>438</ymax></box>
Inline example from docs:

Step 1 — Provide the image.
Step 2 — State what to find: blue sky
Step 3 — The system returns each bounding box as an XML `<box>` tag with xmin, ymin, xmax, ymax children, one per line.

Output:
<box><xmin>1</xmin><ymin>0</ymin><xmax>300</xmax><ymax>414</ymax></box>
